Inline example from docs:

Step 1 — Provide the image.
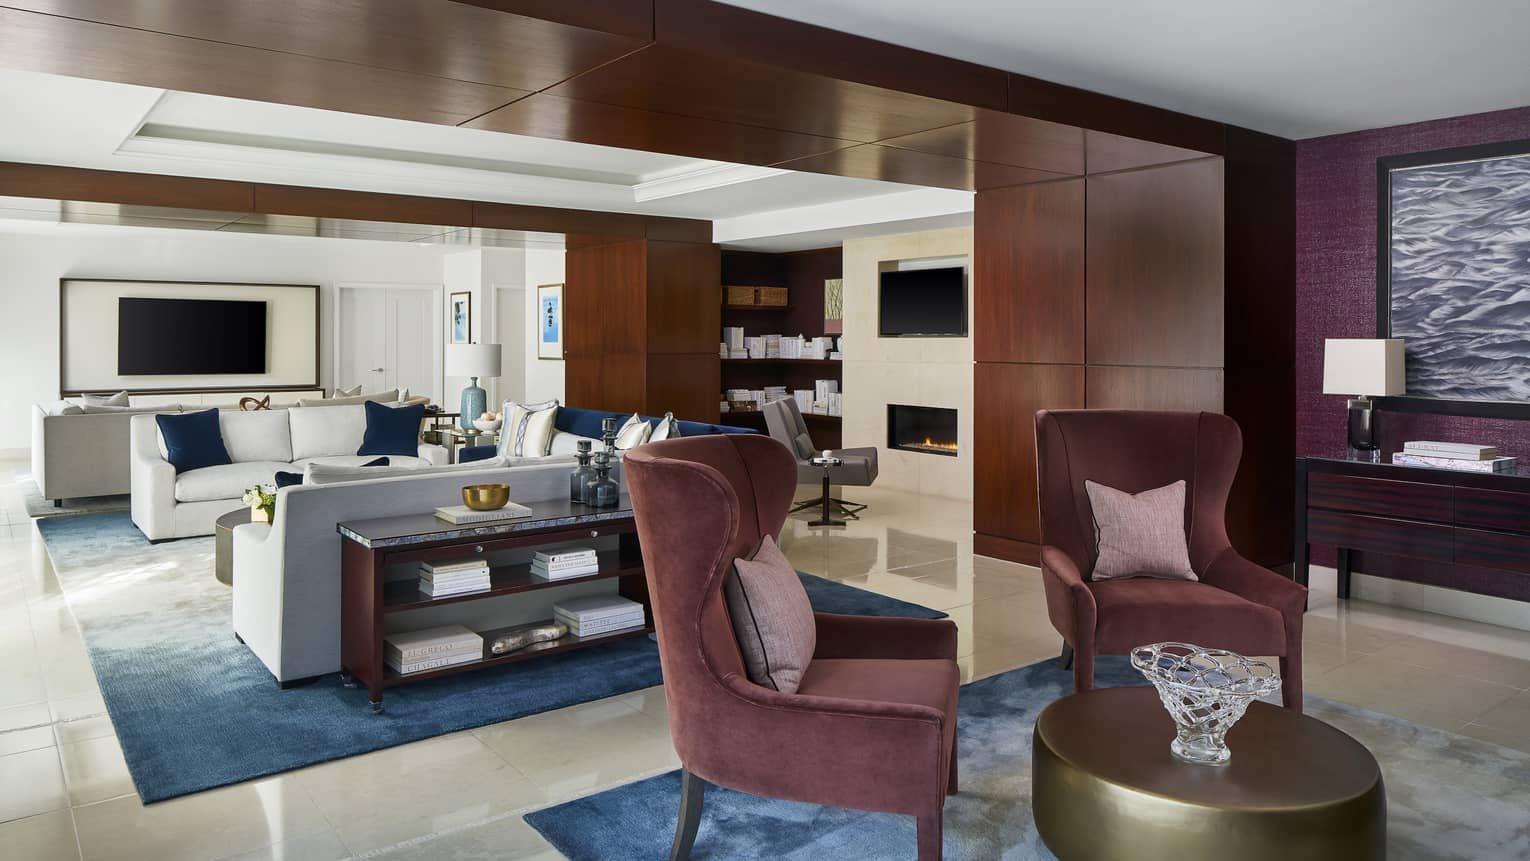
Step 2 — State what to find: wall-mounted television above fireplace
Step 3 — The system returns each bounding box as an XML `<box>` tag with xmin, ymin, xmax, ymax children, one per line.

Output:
<box><xmin>117</xmin><ymin>297</ymin><xmax>268</xmax><ymax>375</ymax></box>
<box><xmin>878</xmin><ymin>266</ymin><xmax>967</xmax><ymax>338</ymax></box>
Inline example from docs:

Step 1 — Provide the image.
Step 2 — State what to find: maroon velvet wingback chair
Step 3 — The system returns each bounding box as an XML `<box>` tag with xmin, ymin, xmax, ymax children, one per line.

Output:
<box><xmin>625</xmin><ymin>434</ymin><xmax>960</xmax><ymax>860</ymax></box>
<box><xmin>1035</xmin><ymin>410</ymin><xmax>1307</xmax><ymax>711</ymax></box>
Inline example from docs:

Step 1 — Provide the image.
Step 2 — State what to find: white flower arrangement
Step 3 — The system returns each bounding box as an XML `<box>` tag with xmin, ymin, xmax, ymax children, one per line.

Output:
<box><xmin>242</xmin><ymin>485</ymin><xmax>276</xmax><ymax>521</ymax></box>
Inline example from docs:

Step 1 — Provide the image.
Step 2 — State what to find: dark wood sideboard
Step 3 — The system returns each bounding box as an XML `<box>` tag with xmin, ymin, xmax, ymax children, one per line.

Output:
<box><xmin>1295</xmin><ymin>456</ymin><xmax>1530</xmax><ymax>602</ymax></box>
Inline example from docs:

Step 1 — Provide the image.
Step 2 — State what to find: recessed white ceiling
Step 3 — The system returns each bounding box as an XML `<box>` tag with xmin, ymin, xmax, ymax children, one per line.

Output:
<box><xmin>0</xmin><ymin>69</ymin><xmax>973</xmax><ymax>250</ymax></box>
<box><xmin>721</xmin><ymin>0</ymin><xmax>1530</xmax><ymax>139</ymax></box>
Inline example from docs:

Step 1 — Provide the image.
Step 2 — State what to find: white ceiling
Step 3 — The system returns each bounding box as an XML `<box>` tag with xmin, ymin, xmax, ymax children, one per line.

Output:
<box><xmin>0</xmin><ymin>69</ymin><xmax>973</xmax><ymax>250</ymax></box>
<box><xmin>721</xmin><ymin>0</ymin><xmax>1530</xmax><ymax>139</ymax></box>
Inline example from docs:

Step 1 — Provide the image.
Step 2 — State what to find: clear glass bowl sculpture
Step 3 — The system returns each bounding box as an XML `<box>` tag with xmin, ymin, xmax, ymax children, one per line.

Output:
<box><xmin>1130</xmin><ymin>642</ymin><xmax>1282</xmax><ymax>765</ymax></box>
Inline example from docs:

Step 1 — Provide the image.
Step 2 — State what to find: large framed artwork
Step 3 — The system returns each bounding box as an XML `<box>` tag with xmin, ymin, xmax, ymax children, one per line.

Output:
<box><xmin>537</xmin><ymin>283</ymin><xmax>563</xmax><ymax>360</ymax></box>
<box><xmin>1377</xmin><ymin>138</ymin><xmax>1530</xmax><ymax>419</ymax></box>
<box><xmin>450</xmin><ymin>292</ymin><xmax>471</xmax><ymax>344</ymax></box>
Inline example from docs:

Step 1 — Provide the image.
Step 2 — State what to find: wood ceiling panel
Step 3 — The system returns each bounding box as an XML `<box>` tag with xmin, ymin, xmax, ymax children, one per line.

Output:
<box><xmin>1008</xmin><ymin>73</ymin><xmax>1225</xmax><ymax>156</ymax></box>
<box><xmin>775</xmin><ymin>143</ymin><xmax>1062</xmax><ymax>192</ymax></box>
<box><xmin>0</xmin><ymin>6</ymin><xmax>527</xmax><ymax>125</ymax></box>
<box><xmin>544</xmin><ymin>45</ymin><xmax>976</xmax><ymax>144</ymax></box>
<box><xmin>254</xmin><ymin>185</ymin><xmax>475</xmax><ymax>226</ymax></box>
<box><xmin>3</xmin><ymin>0</ymin><xmax>646</xmax><ymax>92</ymax></box>
<box><xmin>0</xmin><ymin>162</ymin><xmax>254</xmax><ymax>211</ymax></box>
<box><xmin>1085</xmin><ymin>130</ymin><xmax>1214</xmax><ymax>174</ymax></box>
<box><xmin>464</xmin><ymin>93</ymin><xmax>850</xmax><ymax>168</ymax></box>
<box><xmin>655</xmin><ymin>0</ymin><xmax>1006</xmax><ymax>111</ymax></box>
<box><xmin>449</xmin><ymin>0</ymin><xmax>653</xmax><ymax>41</ymax></box>
<box><xmin>876</xmin><ymin>111</ymin><xmax>1086</xmax><ymax>176</ymax></box>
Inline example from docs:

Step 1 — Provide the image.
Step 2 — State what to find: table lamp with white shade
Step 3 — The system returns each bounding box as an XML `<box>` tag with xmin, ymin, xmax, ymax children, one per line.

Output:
<box><xmin>445</xmin><ymin>343</ymin><xmax>502</xmax><ymax>431</ymax></box>
<box><xmin>1322</xmin><ymin>338</ymin><xmax>1404</xmax><ymax>458</ymax></box>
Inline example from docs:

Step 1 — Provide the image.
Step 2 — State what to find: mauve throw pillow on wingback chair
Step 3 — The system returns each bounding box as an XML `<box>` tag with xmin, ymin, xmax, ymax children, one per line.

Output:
<box><xmin>1036</xmin><ymin>409</ymin><xmax>1308</xmax><ymax>711</ymax></box>
<box><xmin>625</xmin><ymin>434</ymin><xmax>960</xmax><ymax>861</ymax></box>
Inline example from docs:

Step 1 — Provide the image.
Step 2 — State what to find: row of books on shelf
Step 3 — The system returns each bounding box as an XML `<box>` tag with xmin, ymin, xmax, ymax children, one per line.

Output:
<box><xmin>1391</xmin><ymin>441</ymin><xmax>1516</xmax><ymax>473</ymax></box>
<box><xmin>721</xmin><ymin>329</ymin><xmax>840</xmax><ymax>360</ymax></box>
<box><xmin>723</xmin><ymin>382</ymin><xmax>841</xmax><ymax>416</ymax></box>
<box><xmin>384</xmin><ymin>594</ymin><xmax>647</xmax><ymax>675</ymax></box>
<box><xmin>414</xmin><ymin>547</ymin><xmax>603</xmax><ymax>599</ymax></box>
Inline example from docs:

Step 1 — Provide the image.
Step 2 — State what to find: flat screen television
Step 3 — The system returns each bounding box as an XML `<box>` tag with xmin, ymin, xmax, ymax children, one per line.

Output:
<box><xmin>117</xmin><ymin>297</ymin><xmax>268</xmax><ymax>375</ymax></box>
<box><xmin>878</xmin><ymin>266</ymin><xmax>967</xmax><ymax>337</ymax></box>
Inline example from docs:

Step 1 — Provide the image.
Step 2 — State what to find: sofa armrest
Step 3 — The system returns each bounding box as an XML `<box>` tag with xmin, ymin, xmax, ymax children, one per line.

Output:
<box><xmin>1040</xmin><ymin>545</ymin><xmax>1096</xmax><ymax>645</ymax></box>
<box><xmin>129</xmin><ymin>414</ymin><xmax>177</xmax><ymax>540</ymax></box>
<box><xmin>417</xmin><ymin>443</ymin><xmax>449</xmax><ymax>466</ymax></box>
<box><xmin>813</xmin><ymin>612</ymin><xmax>957</xmax><ymax>661</ymax></box>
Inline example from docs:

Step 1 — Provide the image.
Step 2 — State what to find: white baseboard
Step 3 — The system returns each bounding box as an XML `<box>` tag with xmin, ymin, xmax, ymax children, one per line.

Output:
<box><xmin>1307</xmin><ymin>564</ymin><xmax>1530</xmax><ymax>633</ymax></box>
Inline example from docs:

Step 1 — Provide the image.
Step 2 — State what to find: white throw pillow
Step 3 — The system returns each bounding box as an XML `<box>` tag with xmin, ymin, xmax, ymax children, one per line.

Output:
<box><xmin>334</xmin><ymin>385</ymin><xmax>362</xmax><ymax>398</ymax></box>
<box><xmin>304</xmin><ymin>456</ymin><xmax>509</xmax><ymax>486</ymax></box>
<box><xmin>649</xmin><ymin>412</ymin><xmax>682</xmax><ymax>442</ymax></box>
<box><xmin>73</xmin><ymin>390</ymin><xmax>129</xmax><ymax>407</ymax></box>
<box><xmin>289</xmin><ymin>403</ymin><xmax>368</xmax><ymax>460</ymax></box>
<box><xmin>220</xmin><ymin>409</ymin><xmax>294</xmax><ymax>463</ymax></box>
<box><xmin>548</xmin><ymin>431</ymin><xmax>601</xmax><ymax>456</ymax></box>
<box><xmin>499</xmin><ymin>400</ymin><xmax>559</xmax><ymax>457</ymax></box>
<box><xmin>615</xmin><ymin>413</ymin><xmax>653</xmax><ymax>450</ymax></box>
<box><xmin>297</xmin><ymin>389</ymin><xmax>398</xmax><ymax>408</ymax></box>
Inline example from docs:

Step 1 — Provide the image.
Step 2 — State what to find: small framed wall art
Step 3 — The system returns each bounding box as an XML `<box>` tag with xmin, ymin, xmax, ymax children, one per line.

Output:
<box><xmin>537</xmin><ymin>283</ymin><xmax>564</xmax><ymax>360</ymax></box>
<box><xmin>450</xmin><ymin>291</ymin><xmax>471</xmax><ymax>344</ymax></box>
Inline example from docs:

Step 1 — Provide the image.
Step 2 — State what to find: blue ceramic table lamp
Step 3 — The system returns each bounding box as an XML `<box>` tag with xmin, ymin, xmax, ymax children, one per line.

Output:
<box><xmin>445</xmin><ymin>342</ymin><xmax>502</xmax><ymax>430</ymax></box>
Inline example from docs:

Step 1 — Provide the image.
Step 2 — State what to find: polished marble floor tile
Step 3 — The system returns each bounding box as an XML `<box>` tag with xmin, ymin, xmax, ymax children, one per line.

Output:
<box><xmin>58</xmin><ymin>735</ymin><xmax>135</xmax><ymax>806</ymax></box>
<box><xmin>472</xmin><ymin>699</ymin><xmax>680</xmax><ymax>801</ymax></box>
<box><xmin>1305</xmin><ymin>652</ymin><xmax>1522</xmax><ymax>732</ymax></box>
<box><xmin>0</xmin><ymin>809</ymin><xmax>81</xmax><ymax>861</ymax></box>
<box><xmin>0</xmin><ymin>745</ymin><xmax>69</xmax><ymax>823</ymax></box>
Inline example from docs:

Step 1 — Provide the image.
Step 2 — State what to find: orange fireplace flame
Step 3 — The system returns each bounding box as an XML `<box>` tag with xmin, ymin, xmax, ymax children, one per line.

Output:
<box><xmin>921</xmin><ymin>437</ymin><xmax>959</xmax><ymax>451</ymax></box>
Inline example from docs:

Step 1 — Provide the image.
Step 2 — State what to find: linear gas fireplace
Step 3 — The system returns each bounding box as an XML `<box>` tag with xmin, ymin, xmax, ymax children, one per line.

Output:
<box><xmin>887</xmin><ymin>404</ymin><xmax>958</xmax><ymax>457</ymax></box>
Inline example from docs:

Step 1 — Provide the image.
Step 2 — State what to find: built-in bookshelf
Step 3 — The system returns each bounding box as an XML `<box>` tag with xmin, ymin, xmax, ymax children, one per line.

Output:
<box><xmin>720</xmin><ymin>248</ymin><xmax>842</xmax><ymax>448</ymax></box>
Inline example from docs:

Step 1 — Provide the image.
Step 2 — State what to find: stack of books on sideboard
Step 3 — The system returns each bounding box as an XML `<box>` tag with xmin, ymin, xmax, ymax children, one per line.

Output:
<box><xmin>385</xmin><ymin>624</ymin><xmax>483</xmax><ymax>675</ymax></box>
<box><xmin>419</xmin><ymin>557</ymin><xmax>492</xmax><ymax>597</ymax></box>
<box><xmin>553</xmin><ymin>595</ymin><xmax>646</xmax><ymax>638</ymax></box>
<box><xmin>531</xmin><ymin>548</ymin><xmax>598</xmax><ymax>581</ymax></box>
<box><xmin>1393</xmin><ymin>441</ymin><xmax>1517</xmax><ymax>473</ymax></box>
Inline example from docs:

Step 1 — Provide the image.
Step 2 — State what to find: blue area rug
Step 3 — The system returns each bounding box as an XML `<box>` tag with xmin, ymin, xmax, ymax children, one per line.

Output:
<box><xmin>524</xmin><ymin>657</ymin><xmax>1530</xmax><ymax>860</ymax></box>
<box><xmin>36</xmin><ymin>512</ymin><xmax>943</xmax><ymax>803</ymax></box>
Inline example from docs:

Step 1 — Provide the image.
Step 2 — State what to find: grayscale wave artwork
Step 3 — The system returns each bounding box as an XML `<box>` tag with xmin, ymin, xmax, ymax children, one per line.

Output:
<box><xmin>1389</xmin><ymin>152</ymin><xmax>1530</xmax><ymax>403</ymax></box>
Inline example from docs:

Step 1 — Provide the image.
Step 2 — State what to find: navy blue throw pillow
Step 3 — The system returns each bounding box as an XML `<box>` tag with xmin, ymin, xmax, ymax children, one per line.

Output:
<box><xmin>274</xmin><ymin>471</ymin><xmax>304</xmax><ymax>489</ymax></box>
<box><xmin>358</xmin><ymin>401</ymin><xmax>425</xmax><ymax>457</ymax></box>
<box><xmin>155</xmin><ymin>409</ymin><xmax>232</xmax><ymax>474</ymax></box>
<box><xmin>362</xmin><ymin>457</ymin><xmax>390</xmax><ymax>467</ymax></box>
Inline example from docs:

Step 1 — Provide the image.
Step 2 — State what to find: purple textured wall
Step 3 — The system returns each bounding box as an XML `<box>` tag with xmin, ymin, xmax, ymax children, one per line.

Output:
<box><xmin>1296</xmin><ymin>106</ymin><xmax>1530</xmax><ymax>459</ymax></box>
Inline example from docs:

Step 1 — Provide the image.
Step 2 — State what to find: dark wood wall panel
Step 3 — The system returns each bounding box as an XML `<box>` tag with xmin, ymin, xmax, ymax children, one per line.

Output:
<box><xmin>974</xmin><ymin>179</ymin><xmax>1085</xmax><ymax>364</ymax></box>
<box><xmin>645</xmin><ymin>240</ymin><xmax>722</xmax><ymax>355</ymax></box>
<box><xmin>564</xmin><ymin>238</ymin><xmax>647</xmax><ymax>412</ymax></box>
<box><xmin>973</xmin><ymin>362</ymin><xmax>1085</xmax><ymax>548</ymax></box>
<box><xmin>647</xmin><ymin>354</ymin><xmax>721</xmax><ymax>423</ymax></box>
<box><xmin>877</xmin><ymin>111</ymin><xmax>1085</xmax><ymax>176</ymax></box>
<box><xmin>1222</xmin><ymin>125</ymin><xmax>1296</xmax><ymax>566</ymax></box>
<box><xmin>255</xmin><ymin>185</ymin><xmax>474</xmax><ymax>227</ymax></box>
<box><xmin>1084</xmin><ymin>366</ymin><xmax>1224</xmax><ymax>412</ymax></box>
<box><xmin>1085</xmin><ymin>158</ymin><xmax>1225</xmax><ymax>368</ymax></box>
<box><xmin>1085</xmin><ymin>130</ymin><xmax>1210</xmax><ymax>174</ymax></box>
<box><xmin>0</xmin><ymin>162</ymin><xmax>254</xmax><ymax>212</ymax></box>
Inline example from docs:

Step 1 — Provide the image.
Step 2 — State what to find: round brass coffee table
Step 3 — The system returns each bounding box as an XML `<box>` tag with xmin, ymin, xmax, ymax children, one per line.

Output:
<box><xmin>213</xmin><ymin>507</ymin><xmax>253</xmax><ymax>586</ymax></box>
<box><xmin>1032</xmin><ymin>687</ymin><xmax>1385</xmax><ymax>861</ymax></box>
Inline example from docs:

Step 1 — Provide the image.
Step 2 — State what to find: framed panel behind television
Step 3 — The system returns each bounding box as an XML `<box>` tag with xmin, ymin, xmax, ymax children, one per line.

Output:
<box><xmin>60</xmin><ymin>279</ymin><xmax>320</xmax><ymax>396</ymax></box>
<box><xmin>1376</xmin><ymin>138</ymin><xmax>1530</xmax><ymax>419</ymax></box>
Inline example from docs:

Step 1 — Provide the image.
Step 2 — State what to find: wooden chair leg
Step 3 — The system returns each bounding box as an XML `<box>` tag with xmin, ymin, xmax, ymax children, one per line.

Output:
<box><xmin>669</xmin><ymin>769</ymin><xmax>705</xmax><ymax>861</ymax></box>
<box><xmin>1058</xmin><ymin>641</ymin><xmax>1074</xmax><ymax>670</ymax></box>
<box><xmin>916</xmin><ymin>809</ymin><xmax>944</xmax><ymax>860</ymax></box>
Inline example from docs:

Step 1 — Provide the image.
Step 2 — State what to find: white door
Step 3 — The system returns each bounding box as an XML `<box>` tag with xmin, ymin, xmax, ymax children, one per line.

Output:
<box><xmin>337</xmin><ymin>285</ymin><xmax>442</xmax><ymax>403</ymax></box>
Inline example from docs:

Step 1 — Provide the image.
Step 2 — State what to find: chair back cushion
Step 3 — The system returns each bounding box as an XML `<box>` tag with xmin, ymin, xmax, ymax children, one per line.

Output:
<box><xmin>725</xmin><ymin>535</ymin><xmax>816</xmax><ymax>693</ymax></box>
<box><xmin>1036</xmin><ymin>410</ymin><xmax>1240</xmax><ymax>577</ymax></box>
<box><xmin>1085</xmin><ymin>479</ymin><xmax>1197</xmax><ymax>581</ymax></box>
<box><xmin>219</xmin><ymin>409</ymin><xmax>293</xmax><ymax>463</ymax></box>
<box><xmin>289</xmin><ymin>403</ymin><xmax>368</xmax><ymax>460</ymax></box>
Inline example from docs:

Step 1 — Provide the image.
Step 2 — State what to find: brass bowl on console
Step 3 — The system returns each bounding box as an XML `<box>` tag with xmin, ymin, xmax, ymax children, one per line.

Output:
<box><xmin>462</xmin><ymin>483</ymin><xmax>510</xmax><ymax>511</ymax></box>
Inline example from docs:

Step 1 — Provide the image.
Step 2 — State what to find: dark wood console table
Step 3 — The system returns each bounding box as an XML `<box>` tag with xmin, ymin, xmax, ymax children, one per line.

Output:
<box><xmin>1295</xmin><ymin>456</ymin><xmax>1530</xmax><ymax>602</ymax></box>
<box><xmin>338</xmin><ymin>496</ymin><xmax>648</xmax><ymax>711</ymax></box>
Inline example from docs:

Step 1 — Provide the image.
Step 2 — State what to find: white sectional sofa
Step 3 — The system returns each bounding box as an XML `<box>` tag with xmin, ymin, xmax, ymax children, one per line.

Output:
<box><xmin>32</xmin><ymin>403</ymin><xmax>183</xmax><ymax>503</ymax></box>
<box><xmin>130</xmin><ymin>405</ymin><xmax>449</xmax><ymax>541</ymax></box>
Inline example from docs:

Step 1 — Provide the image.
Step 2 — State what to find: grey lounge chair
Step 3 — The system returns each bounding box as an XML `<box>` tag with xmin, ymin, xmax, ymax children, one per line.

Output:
<box><xmin>763</xmin><ymin>398</ymin><xmax>877</xmax><ymax>519</ymax></box>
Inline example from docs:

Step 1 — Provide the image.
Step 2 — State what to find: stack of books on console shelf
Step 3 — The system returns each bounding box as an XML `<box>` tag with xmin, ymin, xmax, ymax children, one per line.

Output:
<box><xmin>721</xmin><ymin>326</ymin><xmax>747</xmax><ymax>359</ymax></box>
<box><xmin>531</xmin><ymin>548</ymin><xmax>599</xmax><ymax>581</ymax></box>
<box><xmin>553</xmin><ymin>595</ymin><xmax>647</xmax><ymax>638</ymax></box>
<box><xmin>418</xmin><ymin>557</ymin><xmax>492</xmax><ymax>597</ymax></box>
<box><xmin>385</xmin><ymin>624</ymin><xmax>483</xmax><ymax>675</ymax></box>
<box><xmin>1392</xmin><ymin>441</ymin><xmax>1516</xmax><ymax>473</ymax></box>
